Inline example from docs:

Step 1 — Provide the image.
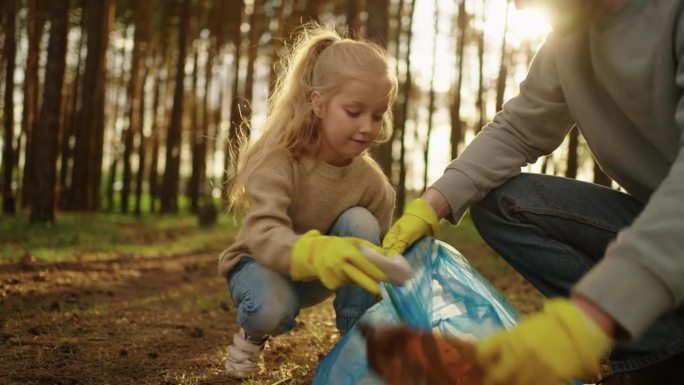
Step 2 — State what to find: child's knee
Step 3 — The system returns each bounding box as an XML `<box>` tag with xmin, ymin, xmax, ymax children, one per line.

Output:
<box><xmin>330</xmin><ymin>207</ymin><xmax>381</xmax><ymax>243</ymax></box>
<box><xmin>239</xmin><ymin>294</ymin><xmax>298</xmax><ymax>337</ymax></box>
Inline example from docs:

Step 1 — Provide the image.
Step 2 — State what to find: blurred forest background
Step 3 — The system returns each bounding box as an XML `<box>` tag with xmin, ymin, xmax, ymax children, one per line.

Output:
<box><xmin>0</xmin><ymin>1</ymin><xmax>608</xmax><ymax>383</ymax></box>
<box><xmin>0</xmin><ymin>0</ymin><xmax>615</xmax><ymax>226</ymax></box>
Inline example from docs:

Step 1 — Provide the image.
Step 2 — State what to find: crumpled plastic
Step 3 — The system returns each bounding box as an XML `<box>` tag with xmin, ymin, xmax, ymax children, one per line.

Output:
<box><xmin>312</xmin><ymin>236</ymin><xmax>582</xmax><ymax>385</ymax></box>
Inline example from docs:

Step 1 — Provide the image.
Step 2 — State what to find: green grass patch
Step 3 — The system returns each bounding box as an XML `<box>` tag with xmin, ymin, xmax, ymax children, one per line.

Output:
<box><xmin>0</xmin><ymin>208</ymin><xmax>240</xmax><ymax>263</ymax></box>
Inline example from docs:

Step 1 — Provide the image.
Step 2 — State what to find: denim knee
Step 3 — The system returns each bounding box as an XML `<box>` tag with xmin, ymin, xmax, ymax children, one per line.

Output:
<box><xmin>238</xmin><ymin>290</ymin><xmax>299</xmax><ymax>338</ymax></box>
<box><xmin>329</xmin><ymin>207</ymin><xmax>381</xmax><ymax>244</ymax></box>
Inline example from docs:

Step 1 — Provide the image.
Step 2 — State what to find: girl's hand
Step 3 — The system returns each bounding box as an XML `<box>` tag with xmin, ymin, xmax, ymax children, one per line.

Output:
<box><xmin>290</xmin><ymin>230</ymin><xmax>388</xmax><ymax>294</ymax></box>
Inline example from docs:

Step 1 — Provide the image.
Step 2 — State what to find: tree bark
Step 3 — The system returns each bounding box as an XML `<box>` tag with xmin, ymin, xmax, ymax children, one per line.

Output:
<box><xmin>366</xmin><ymin>0</ymin><xmax>392</xmax><ymax>179</ymax></box>
<box><xmin>422</xmin><ymin>0</ymin><xmax>439</xmax><ymax>192</ymax></box>
<box><xmin>160</xmin><ymin>0</ymin><xmax>191</xmax><ymax>214</ymax></box>
<box><xmin>59</xmin><ymin>12</ymin><xmax>86</xmax><ymax>209</ymax></box>
<box><xmin>396</xmin><ymin>0</ymin><xmax>416</xmax><ymax>215</ymax></box>
<box><xmin>122</xmin><ymin>0</ymin><xmax>152</xmax><ymax>213</ymax></box>
<box><xmin>449</xmin><ymin>0</ymin><xmax>467</xmax><ymax>160</ymax></box>
<box><xmin>21</xmin><ymin>0</ymin><xmax>47</xmax><ymax>208</ymax></box>
<box><xmin>2</xmin><ymin>0</ymin><xmax>18</xmax><ymax>214</ymax></box>
<box><xmin>30</xmin><ymin>0</ymin><xmax>69</xmax><ymax>224</ymax></box>
<box><xmin>565</xmin><ymin>126</ymin><xmax>579</xmax><ymax>179</ymax></box>
<box><xmin>222</xmin><ymin>0</ymin><xmax>245</xmax><ymax>208</ymax></box>
<box><xmin>69</xmin><ymin>0</ymin><xmax>116</xmax><ymax>211</ymax></box>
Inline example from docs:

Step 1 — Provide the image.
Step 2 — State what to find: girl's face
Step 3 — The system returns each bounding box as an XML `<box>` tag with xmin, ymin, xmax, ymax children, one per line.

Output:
<box><xmin>312</xmin><ymin>77</ymin><xmax>392</xmax><ymax>166</ymax></box>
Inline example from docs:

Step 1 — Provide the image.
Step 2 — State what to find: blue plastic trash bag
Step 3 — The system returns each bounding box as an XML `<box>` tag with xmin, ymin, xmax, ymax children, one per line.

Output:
<box><xmin>312</xmin><ymin>236</ymin><xmax>582</xmax><ymax>385</ymax></box>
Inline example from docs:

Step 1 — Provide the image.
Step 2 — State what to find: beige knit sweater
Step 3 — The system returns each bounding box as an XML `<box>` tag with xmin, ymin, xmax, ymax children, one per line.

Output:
<box><xmin>218</xmin><ymin>149</ymin><xmax>395</xmax><ymax>277</ymax></box>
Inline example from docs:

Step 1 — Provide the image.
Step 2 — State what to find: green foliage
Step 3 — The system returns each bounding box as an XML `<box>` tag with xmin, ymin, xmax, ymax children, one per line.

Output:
<box><xmin>0</xmin><ymin>207</ymin><xmax>239</xmax><ymax>262</ymax></box>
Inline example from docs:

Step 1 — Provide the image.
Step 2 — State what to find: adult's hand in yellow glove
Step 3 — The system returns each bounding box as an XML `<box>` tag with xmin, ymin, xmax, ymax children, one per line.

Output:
<box><xmin>476</xmin><ymin>298</ymin><xmax>613</xmax><ymax>385</ymax></box>
<box><xmin>290</xmin><ymin>230</ymin><xmax>387</xmax><ymax>294</ymax></box>
<box><xmin>382</xmin><ymin>198</ymin><xmax>440</xmax><ymax>256</ymax></box>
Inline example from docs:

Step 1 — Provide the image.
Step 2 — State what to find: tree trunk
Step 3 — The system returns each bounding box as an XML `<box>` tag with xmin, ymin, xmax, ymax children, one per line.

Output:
<box><xmin>366</xmin><ymin>0</ymin><xmax>392</xmax><ymax>179</ymax></box>
<box><xmin>495</xmin><ymin>0</ymin><xmax>510</xmax><ymax>112</ymax></box>
<box><xmin>2</xmin><ymin>0</ymin><xmax>18</xmax><ymax>214</ymax></box>
<box><xmin>475</xmin><ymin>0</ymin><xmax>486</xmax><ymax>134</ymax></box>
<box><xmin>106</xmin><ymin>23</ymin><xmax>130</xmax><ymax>212</ymax></box>
<box><xmin>302</xmin><ymin>0</ymin><xmax>322</xmax><ymax>22</ymax></box>
<box><xmin>346</xmin><ymin>0</ymin><xmax>363</xmax><ymax>37</ymax></box>
<box><xmin>30</xmin><ymin>0</ymin><xmax>69</xmax><ymax>224</ymax></box>
<box><xmin>121</xmin><ymin>0</ymin><xmax>152</xmax><ymax>213</ymax></box>
<box><xmin>134</xmin><ymin>64</ymin><xmax>149</xmax><ymax>217</ymax></box>
<box><xmin>422</xmin><ymin>0</ymin><xmax>439</xmax><ymax>192</ymax></box>
<box><xmin>59</xmin><ymin>12</ymin><xmax>85</xmax><ymax>209</ymax></box>
<box><xmin>21</xmin><ymin>0</ymin><xmax>47</xmax><ymax>208</ymax></box>
<box><xmin>268</xmin><ymin>0</ymin><xmax>287</xmax><ymax>96</ymax></box>
<box><xmin>450</xmin><ymin>0</ymin><xmax>467</xmax><ymax>160</ymax></box>
<box><xmin>160</xmin><ymin>0</ymin><xmax>191</xmax><ymax>214</ymax></box>
<box><xmin>565</xmin><ymin>126</ymin><xmax>579</xmax><ymax>179</ymax></box>
<box><xmin>148</xmin><ymin>11</ymin><xmax>173</xmax><ymax>214</ymax></box>
<box><xmin>242</xmin><ymin>0</ymin><xmax>264</xmax><ymax>138</ymax></box>
<box><xmin>593</xmin><ymin>159</ymin><xmax>612</xmax><ymax>187</ymax></box>
<box><xmin>396</xmin><ymin>0</ymin><xmax>416</xmax><ymax>216</ymax></box>
<box><xmin>69</xmin><ymin>0</ymin><xmax>116</xmax><ymax>211</ymax></box>
<box><xmin>223</xmin><ymin>0</ymin><xmax>245</xmax><ymax>208</ymax></box>
<box><xmin>188</xmin><ymin>46</ymin><xmax>201</xmax><ymax>212</ymax></box>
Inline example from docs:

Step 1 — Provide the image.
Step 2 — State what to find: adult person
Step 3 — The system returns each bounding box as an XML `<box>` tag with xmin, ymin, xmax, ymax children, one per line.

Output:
<box><xmin>382</xmin><ymin>1</ymin><xmax>684</xmax><ymax>384</ymax></box>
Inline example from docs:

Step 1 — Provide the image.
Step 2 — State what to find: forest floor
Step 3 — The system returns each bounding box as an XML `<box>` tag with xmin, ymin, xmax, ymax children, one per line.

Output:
<box><xmin>0</xmin><ymin>213</ymin><xmax>545</xmax><ymax>385</ymax></box>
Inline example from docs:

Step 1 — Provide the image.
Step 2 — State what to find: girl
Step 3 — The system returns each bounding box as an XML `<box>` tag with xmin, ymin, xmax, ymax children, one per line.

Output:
<box><xmin>218</xmin><ymin>24</ymin><xmax>398</xmax><ymax>378</ymax></box>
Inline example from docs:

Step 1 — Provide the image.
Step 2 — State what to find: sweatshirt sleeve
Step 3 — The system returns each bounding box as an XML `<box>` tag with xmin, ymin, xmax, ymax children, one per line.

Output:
<box><xmin>431</xmin><ymin>38</ymin><xmax>576</xmax><ymax>223</ymax></box>
<box><xmin>573</xmin><ymin>19</ymin><xmax>684</xmax><ymax>337</ymax></box>
<box><xmin>240</xmin><ymin>153</ymin><xmax>299</xmax><ymax>274</ymax></box>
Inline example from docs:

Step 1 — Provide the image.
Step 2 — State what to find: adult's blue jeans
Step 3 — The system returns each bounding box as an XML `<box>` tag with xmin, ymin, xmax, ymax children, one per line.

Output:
<box><xmin>470</xmin><ymin>173</ymin><xmax>684</xmax><ymax>372</ymax></box>
<box><xmin>227</xmin><ymin>207</ymin><xmax>380</xmax><ymax>341</ymax></box>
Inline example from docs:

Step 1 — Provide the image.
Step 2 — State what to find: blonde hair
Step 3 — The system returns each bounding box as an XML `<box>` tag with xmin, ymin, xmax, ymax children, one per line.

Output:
<box><xmin>228</xmin><ymin>24</ymin><xmax>398</xmax><ymax>207</ymax></box>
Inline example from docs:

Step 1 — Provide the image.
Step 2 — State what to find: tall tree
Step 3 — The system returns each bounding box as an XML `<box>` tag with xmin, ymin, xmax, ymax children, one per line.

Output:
<box><xmin>366</xmin><ymin>0</ymin><xmax>392</xmax><ymax>179</ymax></box>
<box><xmin>20</xmin><ymin>0</ymin><xmax>47</xmax><ymax>208</ymax></box>
<box><xmin>242</xmin><ymin>0</ymin><xmax>264</xmax><ymax>136</ymax></box>
<box><xmin>188</xmin><ymin>45</ymin><xmax>202</xmax><ymax>212</ymax></box>
<box><xmin>475</xmin><ymin>0</ymin><xmax>487</xmax><ymax>134</ymax></box>
<box><xmin>346</xmin><ymin>0</ymin><xmax>363</xmax><ymax>37</ymax></box>
<box><xmin>495</xmin><ymin>0</ymin><xmax>511</xmax><ymax>112</ymax></box>
<box><xmin>160</xmin><ymin>0</ymin><xmax>191</xmax><ymax>214</ymax></box>
<box><xmin>30</xmin><ymin>0</ymin><xmax>69</xmax><ymax>224</ymax></box>
<box><xmin>565</xmin><ymin>126</ymin><xmax>579</xmax><ymax>179</ymax></box>
<box><xmin>59</xmin><ymin>11</ymin><xmax>86</xmax><ymax>208</ymax></box>
<box><xmin>268</xmin><ymin>0</ymin><xmax>287</xmax><ymax>96</ymax></box>
<box><xmin>449</xmin><ymin>0</ymin><xmax>467</xmax><ymax>160</ymax></box>
<box><xmin>422</xmin><ymin>0</ymin><xmax>439</xmax><ymax>192</ymax></box>
<box><xmin>148</xmin><ymin>7</ymin><xmax>174</xmax><ymax>213</ymax></box>
<box><xmin>594</xmin><ymin>159</ymin><xmax>612</xmax><ymax>187</ymax></box>
<box><xmin>396</xmin><ymin>0</ymin><xmax>417</xmax><ymax>215</ymax></box>
<box><xmin>222</xmin><ymin>0</ymin><xmax>246</xmax><ymax>207</ymax></box>
<box><xmin>106</xmin><ymin>21</ymin><xmax>130</xmax><ymax>212</ymax></box>
<box><xmin>121</xmin><ymin>0</ymin><xmax>152</xmax><ymax>212</ymax></box>
<box><xmin>2</xmin><ymin>0</ymin><xmax>18</xmax><ymax>214</ymax></box>
<box><xmin>69</xmin><ymin>0</ymin><xmax>116</xmax><ymax>211</ymax></box>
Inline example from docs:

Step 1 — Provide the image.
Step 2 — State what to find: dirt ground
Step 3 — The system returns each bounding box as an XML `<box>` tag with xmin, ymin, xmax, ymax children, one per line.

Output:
<box><xmin>0</xmin><ymin>244</ymin><xmax>543</xmax><ymax>385</ymax></box>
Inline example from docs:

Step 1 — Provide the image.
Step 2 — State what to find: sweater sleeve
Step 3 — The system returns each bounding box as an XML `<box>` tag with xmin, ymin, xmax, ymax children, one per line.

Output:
<box><xmin>240</xmin><ymin>153</ymin><xmax>299</xmax><ymax>274</ymax></box>
<box><xmin>431</xmin><ymin>38</ymin><xmax>576</xmax><ymax>223</ymax></box>
<box><xmin>573</xmin><ymin>14</ymin><xmax>684</xmax><ymax>337</ymax></box>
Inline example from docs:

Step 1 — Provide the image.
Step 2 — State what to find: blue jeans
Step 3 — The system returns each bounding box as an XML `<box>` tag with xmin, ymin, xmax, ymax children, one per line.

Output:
<box><xmin>470</xmin><ymin>173</ymin><xmax>684</xmax><ymax>372</ymax></box>
<box><xmin>227</xmin><ymin>207</ymin><xmax>380</xmax><ymax>341</ymax></box>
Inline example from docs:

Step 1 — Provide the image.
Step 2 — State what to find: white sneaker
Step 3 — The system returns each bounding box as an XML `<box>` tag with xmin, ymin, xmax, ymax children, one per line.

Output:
<box><xmin>224</xmin><ymin>328</ymin><xmax>267</xmax><ymax>379</ymax></box>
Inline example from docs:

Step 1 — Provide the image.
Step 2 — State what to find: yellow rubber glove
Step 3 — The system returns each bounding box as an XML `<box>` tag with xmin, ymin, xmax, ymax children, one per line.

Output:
<box><xmin>382</xmin><ymin>198</ymin><xmax>440</xmax><ymax>256</ymax></box>
<box><xmin>290</xmin><ymin>230</ymin><xmax>388</xmax><ymax>294</ymax></box>
<box><xmin>476</xmin><ymin>298</ymin><xmax>613</xmax><ymax>385</ymax></box>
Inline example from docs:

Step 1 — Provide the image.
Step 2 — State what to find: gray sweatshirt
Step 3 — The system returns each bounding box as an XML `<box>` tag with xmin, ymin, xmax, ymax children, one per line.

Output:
<box><xmin>431</xmin><ymin>0</ymin><xmax>683</xmax><ymax>338</ymax></box>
